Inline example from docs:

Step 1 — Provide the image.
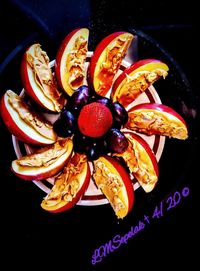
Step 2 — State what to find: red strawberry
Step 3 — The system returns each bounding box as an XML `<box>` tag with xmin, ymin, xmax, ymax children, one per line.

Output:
<box><xmin>78</xmin><ymin>102</ymin><xmax>113</xmax><ymax>137</ymax></box>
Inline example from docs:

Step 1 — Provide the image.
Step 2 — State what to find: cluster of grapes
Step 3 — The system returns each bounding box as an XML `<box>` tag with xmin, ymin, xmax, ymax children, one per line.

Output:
<box><xmin>53</xmin><ymin>85</ymin><xmax>129</xmax><ymax>161</ymax></box>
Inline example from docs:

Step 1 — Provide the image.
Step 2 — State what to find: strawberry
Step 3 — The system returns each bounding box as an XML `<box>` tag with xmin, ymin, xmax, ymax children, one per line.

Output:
<box><xmin>78</xmin><ymin>102</ymin><xmax>113</xmax><ymax>137</ymax></box>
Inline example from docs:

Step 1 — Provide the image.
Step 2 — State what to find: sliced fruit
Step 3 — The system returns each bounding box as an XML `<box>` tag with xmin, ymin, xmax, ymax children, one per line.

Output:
<box><xmin>88</xmin><ymin>31</ymin><xmax>134</xmax><ymax>96</ymax></box>
<box><xmin>21</xmin><ymin>43</ymin><xmax>65</xmax><ymax>112</ymax></box>
<box><xmin>111</xmin><ymin>59</ymin><xmax>169</xmax><ymax>107</ymax></box>
<box><xmin>78</xmin><ymin>102</ymin><xmax>113</xmax><ymax>137</ymax></box>
<box><xmin>0</xmin><ymin>90</ymin><xmax>57</xmax><ymax>145</ymax></box>
<box><xmin>113</xmin><ymin>132</ymin><xmax>159</xmax><ymax>193</ymax></box>
<box><xmin>11</xmin><ymin>138</ymin><xmax>73</xmax><ymax>181</ymax></box>
<box><xmin>93</xmin><ymin>155</ymin><xmax>134</xmax><ymax>219</ymax></box>
<box><xmin>55</xmin><ymin>28</ymin><xmax>89</xmax><ymax>96</ymax></box>
<box><xmin>126</xmin><ymin>103</ymin><xmax>188</xmax><ymax>139</ymax></box>
<box><xmin>41</xmin><ymin>153</ymin><xmax>90</xmax><ymax>213</ymax></box>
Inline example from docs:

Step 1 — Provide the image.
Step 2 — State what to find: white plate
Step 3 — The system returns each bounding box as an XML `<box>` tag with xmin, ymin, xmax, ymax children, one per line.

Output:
<box><xmin>12</xmin><ymin>51</ymin><xmax>165</xmax><ymax>206</ymax></box>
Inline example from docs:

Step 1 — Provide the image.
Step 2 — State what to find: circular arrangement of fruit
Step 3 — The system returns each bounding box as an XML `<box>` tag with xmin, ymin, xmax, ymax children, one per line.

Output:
<box><xmin>0</xmin><ymin>28</ymin><xmax>188</xmax><ymax>219</ymax></box>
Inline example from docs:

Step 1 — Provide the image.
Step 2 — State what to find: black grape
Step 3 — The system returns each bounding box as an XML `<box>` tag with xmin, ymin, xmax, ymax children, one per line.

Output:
<box><xmin>111</xmin><ymin>101</ymin><xmax>128</xmax><ymax>127</ymax></box>
<box><xmin>68</xmin><ymin>85</ymin><xmax>91</xmax><ymax>114</ymax></box>
<box><xmin>73</xmin><ymin>132</ymin><xmax>90</xmax><ymax>153</ymax></box>
<box><xmin>85</xmin><ymin>143</ymin><xmax>101</xmax><ymax>161</ymax></box>
<box><xmin>96</xmin><ymin>96</ymin><xmax>111</xmax><ymax>108</ymax></box>
<box><xmin>53</xmin><ymin>110</ymin><xmax>76</xmax><ymax>137</ymax></box>
<box><xmin>105</xmin><ymin>128</ymin><xmax>128</xmax><ymax>153</ymax></box>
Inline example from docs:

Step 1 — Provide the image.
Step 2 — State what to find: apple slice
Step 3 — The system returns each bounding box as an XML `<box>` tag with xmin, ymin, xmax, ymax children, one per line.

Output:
<box><xmin>21</xmin><ymin>43</ymin><xmax>66</xmax><ymax>112</ymax></box>
<box><xmin>111</xmin><ymin>59</ymin><xmax>169</xmax><ymax>107</ymax></box>
<box><xmin>55</xmin><ymin>28</ymin><xmax>89</xmax><ymax>96</ymax></box>
<box><xmin>126</xmin><ymin>103</ymin><xmax>188</xmax><ymax>139</ymax></box>
<box><xmin>93</xmin><ymin>155</ymin><xmax>134</xmax><ymax>219</ymax></box>
<box><xmin>114</xmin><ymin>132</ymin><xmax>159</xmax><ymax>193</ymax></box>
<box><xmin>11</xmin><ymin>138</ymin><xmax>73</xmax><ymax>181</ymax></box>
<box><xmin>88</xmin><ymin>31</ymin><xmax>134</xmax><ymax>96</ymax></box>
<box><xmin>0</xmin><ymin>90</ymin><xmax>57</xmax><ymax>145</ymax></box>
<box><xmin>41</xmin><ymin>153</ymin><xmax>90</xmax><ymax>213</ymax></box>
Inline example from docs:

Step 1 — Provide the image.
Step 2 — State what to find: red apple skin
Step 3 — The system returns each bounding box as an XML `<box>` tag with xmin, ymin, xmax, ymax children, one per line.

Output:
<box><xmin>88</xmin><ymin>32</ymin><xmax>125</xmax><ymax>81</ymax></box>
<box><xmin>0</xmin><ymin>94</ymin><xmax>47</xmax><ymax>146</ymax></box>
<box><xmin>0</xmin><ymin>92</ymin><xmax>56</xmax><ymax>146</ymax></box>
<box><xmin>55</xmin><ymin>28</ymin><xmax>80</xmax><ymax>89</ymax></box>
<box><xmin>88</xmin><ymin>32</ymin><xmax>133</xmax><ymax>96</ymax></box>
<box><xmin>55</xmin><ymin>28</ymin><xmax>89</xmax><ymax>95</ymax></box>
<box><xmin>11</xmin><ymin>139</ymin><xmax>73</xmax><ymax>181</ymax></box>
<box><xmin>1</xmin><ymin>94</ymin><xmax>35</xmax><ymax>144</ymax></box>
<box><xmin>128</xmin><ymin>103</ymin><xmax>187</xmax><ymax>127</ymax></box>
<box><xmin>11</xmin><ymin>154</ymin><xmax>72</xmax><ymax>181</ymax></box>
<box><xmin>113</xmin><ymin>59</ymin><xmax>161</xmax><ymax>91</ymax></box>
<box><xmin>111</xmin><ymin>59</ymin><xmax>169</xmax><ymax>105</ymax></box>
<box><xmin>21</xmin><ymin>45</ymin><xmax>65</xmax><ymax>112</ymax></box>
<box><xmin>112</xmin><ymin>59</ymin><xmax>166</xmax><ymax>90</ymax></box>
<box><xmin>44</xmin><ymin>162</ymin><xmax>91</xmax><ymax>213</ymax></box>
<box><xmin>123</xmin><ymin>131</ymin><xmax>159</xmax><ymax>177</ymax></box>
<box><xmin>20</xmin><ymin>50</ymin><xmax>49</xmax><ymax>110</ymax></box>
<box><xmin>101</xmin><ymin>155</ymin><xmax>134</xmax><ymax>213</ymax></box>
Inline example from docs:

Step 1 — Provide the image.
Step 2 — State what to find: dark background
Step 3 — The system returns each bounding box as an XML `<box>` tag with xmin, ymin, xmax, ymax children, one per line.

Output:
<box><xmin>0</xmin><ymin>0</ymin><xmax>198</xmax><ymax>269</ymax></box>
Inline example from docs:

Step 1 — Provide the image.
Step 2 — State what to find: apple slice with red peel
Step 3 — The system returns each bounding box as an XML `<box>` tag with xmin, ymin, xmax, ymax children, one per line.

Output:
<box><xmin>126</xmin><ymin>103</ymin><xmax>188</xmax><ymax>140</ymax></box>
<box><xmin>55</xmin><ymin>28</ymin><xmax>89</xmax><ymax>96</ymax></box>
<box><xmin>111</xmin><ymin>59</ymin><xmax>169</xmax><ymax>107</ymax></box>
<box><xmin>114</xmin><ymin>132</ymin><xmax>159</xmax><ymax>193</ymax></box>
<box><xmin>21</xmin><ymin>43</ymin><xmax>66</xmax><ymax>112</ymax></box>
<box><xmin>0</xmin><ymin>90</ymin><xmax>57</xmax><ymax>145</ymax></box>
<box><xmin>93</xmin><ymin>155</ymin><xmax>134</xmax><ymax>219</ymax></box>
<box><xmin>41</xmin><ymin>153</ymin><xmax>90</xmax><ymax>213</ymax></box>
<box><xmin>88</xmin><ymin>31</ymin><xmax>134</xmax><ymax>96</ymax></box>
<box><xmin>11</xmin><ymin>138</ymin><xmax>73</xmax><ymax>181</ymax></box>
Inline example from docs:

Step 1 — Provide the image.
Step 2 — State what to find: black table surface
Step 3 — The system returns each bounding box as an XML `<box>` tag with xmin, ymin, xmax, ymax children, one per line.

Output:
<box><xmin>0</xmin><ymin>0</ymin><xmax>198</xmax><ymax>269</ymax></box>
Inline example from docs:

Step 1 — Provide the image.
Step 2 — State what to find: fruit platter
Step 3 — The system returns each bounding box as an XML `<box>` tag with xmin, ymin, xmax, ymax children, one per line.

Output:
<box><xmin>0</xmin><ymin>28</ymin><xmax>188</xmax><ymax>219</ymax></box>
